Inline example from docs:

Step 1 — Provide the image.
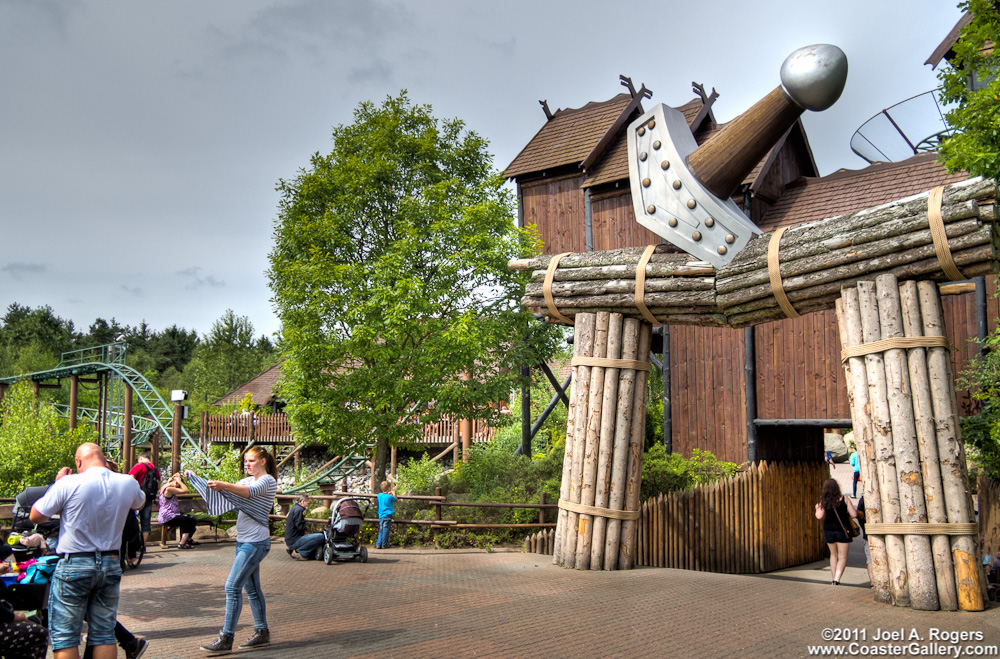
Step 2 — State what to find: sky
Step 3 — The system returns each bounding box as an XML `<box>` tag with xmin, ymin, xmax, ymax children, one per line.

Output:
<box><xmin>0</xmin><ymin>0</ymin><xmax>964</xmax><ymax>341</ymax></box>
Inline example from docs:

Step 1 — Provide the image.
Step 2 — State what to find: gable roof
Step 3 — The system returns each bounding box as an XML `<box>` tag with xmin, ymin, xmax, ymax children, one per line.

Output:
<box><xmin>582</xmin><ymin>98</ymin><xmax>705</xmax><ymax>188</ymax></box>
<box><xmin>926</xmin><ymin>11</ymin><xmax>972</xmax><ymax>69</ymax></box>
<box><xmin>505</xmin><ymin>93</ymin><xmax>635</xmax><ymax>179</ymax></box>
<box><xmin>213</xmin><ymin>361</ymin><xmax>283</xmax><ymax>407</ymax></box>
<box><xmin>758</xmin><ymin>153</ymin><xmax>968</xmax><ymax>231</ymax></box>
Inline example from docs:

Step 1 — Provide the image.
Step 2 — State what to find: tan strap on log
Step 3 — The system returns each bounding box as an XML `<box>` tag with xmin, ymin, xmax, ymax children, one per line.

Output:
<box><xmin>558</xmin><ymin>498</ymin><xmax>641</xmax><ymax>521</ymax></box>
<box><xmin>543</xmin><ymin>253</ymin><xmax>574</xmax><ymax>325</ymax></box>
<box><xmin>840</xmin><ymin>336</ymin><xmax>951</xmax><ymax>363</ymax></box>
<box><xmin>571</xmin><ymin>356</ymin><xmax>651</xmax><ymax>371</ymax></box>
<box><xmin>866</xmin><ymin>522</ymin><xmax>979</xmax><ymax>535</ymax></box>
<box><xmin>767</xmin><ymin>227</ymin><xmax>801</xmax><ymax>319</ymax></box>
<box><xmin>634</xmin><ymin>245</ymin><xmax>662</xmax><ymax>326</ymax></box>
<box><xmin>928</xmin><ymin>185</ymin><xmax>967</xmax><ymax>282</ymax></box>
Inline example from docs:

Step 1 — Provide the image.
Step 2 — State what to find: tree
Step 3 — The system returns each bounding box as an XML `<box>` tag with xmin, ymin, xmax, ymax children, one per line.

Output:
<box><xmin>0</xmin><ymin>381</ymin><xmax>95</xmax><ymax>496</ymax></box>
<box><xmin>269</xmin><ymin>92</ymin><xmax>557</xmax><ymax>482</ymax></box>
<box><xmin>937</xmin><ymin>0</ymin><xmax>1000</xmax><ymax>179</ymax></box>
<box><xmin>185</xmin><ymin>310</ymin><xmax>276</xmax><ymax>402</ymax></box>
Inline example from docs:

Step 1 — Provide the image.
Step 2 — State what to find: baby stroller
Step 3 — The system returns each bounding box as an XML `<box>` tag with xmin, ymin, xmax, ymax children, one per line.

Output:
<box><xmin>9</xmin><ymin>485</ymin><xmax>59</xmax><ymax>562</ymax></box>
<box><xmin>322</xmin><ymin>498</ymin><xmax>370</xmax><ymax>565</ymax></box>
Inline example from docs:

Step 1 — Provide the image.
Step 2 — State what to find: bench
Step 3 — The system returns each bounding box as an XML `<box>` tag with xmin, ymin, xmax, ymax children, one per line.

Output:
<box><xmin>152</xmin><ymin>496</ymin><xmax>233</xmax><ymax>546</ymax></box>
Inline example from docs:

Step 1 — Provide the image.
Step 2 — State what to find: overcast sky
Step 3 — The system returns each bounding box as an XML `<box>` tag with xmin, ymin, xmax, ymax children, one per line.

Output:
<box><xmin>0</xmin><ymin>0</ymin><xmax>962</xmax><ymax>341</ymax></box>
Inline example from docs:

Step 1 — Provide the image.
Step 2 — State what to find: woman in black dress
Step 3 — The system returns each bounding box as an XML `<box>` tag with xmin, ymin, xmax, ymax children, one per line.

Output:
<box><xmin>814</xmin><ymin>478</ymin><xmax>858</xmax><ymax>585</ymax></box>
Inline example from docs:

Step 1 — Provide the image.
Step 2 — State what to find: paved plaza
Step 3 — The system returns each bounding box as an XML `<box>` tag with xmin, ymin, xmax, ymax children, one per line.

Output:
<box><xmin>103</xmin><ymin>535</ymin><xmax>1000</xmax><ymax>659</ymax></box>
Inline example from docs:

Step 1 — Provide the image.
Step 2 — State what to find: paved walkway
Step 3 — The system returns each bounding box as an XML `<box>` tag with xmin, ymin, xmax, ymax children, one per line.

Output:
<box><xmin>105</xmin><ymin>536</ymin><xmax>1000</xmax><ymax>659</ymax></box>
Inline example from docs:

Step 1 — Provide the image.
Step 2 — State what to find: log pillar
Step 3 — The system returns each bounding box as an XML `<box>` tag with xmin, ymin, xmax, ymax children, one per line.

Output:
<box><xmin>837</xmin><ymin>275</ymin><xmax>984</xmax><ymax>611</ymax></box>
<box><xmin>553</xmin><ymin>312</ymin><xmax>651</xmax><ymax>570</ymax></box>
<box><xmin>69</xmin><ymin>374</ymin><xmax>79</xmax><ymax>430</ymax></box>
<box><xmin>122</xmin><ymin>385</ymin><xmax>133</xmax><ymax>474</ymax></box>
<box><xmin>171</xmin><ymin>402</ymin><xmax>183</xmax><ymax>477</ymax></box>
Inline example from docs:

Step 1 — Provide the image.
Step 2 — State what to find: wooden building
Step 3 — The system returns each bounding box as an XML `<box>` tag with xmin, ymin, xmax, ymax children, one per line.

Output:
<box><xmin>506</xmin><ymin>79</ymin><xmax>997</xmax><ymax>464</ymax></box>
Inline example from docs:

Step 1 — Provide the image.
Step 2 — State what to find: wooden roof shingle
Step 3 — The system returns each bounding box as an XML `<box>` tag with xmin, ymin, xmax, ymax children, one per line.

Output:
<box><xmin>758</xmin><ymin>153</ymin><xmax>968</xmax><ymax>231</ymax></box>
<box><xmin>505</xmin><ymin>94</ymin><xmax>634</xmax><ymax>179</ymax></box>
<box><xmin>213</xmin><ymin>361</ymin><xmax>283</xmax><ymax>407</ymax></box>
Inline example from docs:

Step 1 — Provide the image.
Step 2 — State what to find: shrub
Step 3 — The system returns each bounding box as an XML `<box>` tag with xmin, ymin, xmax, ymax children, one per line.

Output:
<box><xmin>395</xmin><ymin>453</ymin><xmax>444</xmax><ymax>494</ymax></box>
<box><xmin>640</xmin><ymin>444</ymin><xmax>741</xmax><ymax>501</ymax></box>
<box><xmin>958</xmin><ymin>325</ymin><xmax>1000</xmax><ymax>481</ymax></box>
<box><xmin>0</xmin><ymin>381</ymin><xmax>96</xmax><ymax>496</ymax></box>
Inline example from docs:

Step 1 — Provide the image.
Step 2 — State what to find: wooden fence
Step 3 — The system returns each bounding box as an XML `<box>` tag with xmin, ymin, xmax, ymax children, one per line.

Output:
<box><xmin>526</xmin><ymin>461</ymin><xmax>827</xmax><ymax>573</ymax></box>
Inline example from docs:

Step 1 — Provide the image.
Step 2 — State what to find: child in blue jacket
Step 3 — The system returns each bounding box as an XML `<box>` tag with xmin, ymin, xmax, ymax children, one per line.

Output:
<box><xmin>376</xmin><ymin>481</ymin><xmax>397</xmax><ymax>549</ymax></box>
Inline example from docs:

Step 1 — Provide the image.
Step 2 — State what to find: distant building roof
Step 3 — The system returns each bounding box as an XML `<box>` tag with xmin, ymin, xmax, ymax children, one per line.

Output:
<box><xmin>213</xmin><ymin>361</ymin><xmax>283</xmax><ymax>407</ymax></box>
<box><xmin>759</xmin><ymin>153</ymin><xmax>968</xmax><ymax>231</ymax></box>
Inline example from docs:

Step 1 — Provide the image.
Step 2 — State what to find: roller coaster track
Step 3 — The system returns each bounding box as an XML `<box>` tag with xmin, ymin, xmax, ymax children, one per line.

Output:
<box><xmin>0</xmin><ymin>343</ymin><xmax>207</xmax><ymax>459</ymax></box>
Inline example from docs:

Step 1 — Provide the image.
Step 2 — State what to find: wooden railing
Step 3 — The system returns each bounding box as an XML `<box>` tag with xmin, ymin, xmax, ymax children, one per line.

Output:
<box><xmin>201</xmin><ymin>412</ymin><xmax>497</xmax><ymax>445</ymax></box>
<box><xmin>525</xmin><ymin>461</ymin><xmax>828</xmax><ymax>573</ymax></box>
<box><xmin>202</xmin><ymin>413</ymin><xmax>294</xmax><ymax>444</ymax></box>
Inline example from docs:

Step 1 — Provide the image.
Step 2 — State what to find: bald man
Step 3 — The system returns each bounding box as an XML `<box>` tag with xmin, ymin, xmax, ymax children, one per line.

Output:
<box><xmin>30</xmin><ymin>443</ymin><xmax>146</xmax><ymax>659</ymax></box>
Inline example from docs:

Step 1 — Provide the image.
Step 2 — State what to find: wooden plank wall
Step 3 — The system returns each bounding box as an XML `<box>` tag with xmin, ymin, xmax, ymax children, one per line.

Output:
<box><xmin>521</xmin><ymin>175</ymin><xmax>587</xmax><ymax>254</ymax></box>
<box><xmin>668</xmin><ymin>325</ymin><xmax>747</xmax><ymax>464</ymax></box>
<box><xmin>590</xmin><ymin>191</ymin><xmax>660</xmax><ymax>250</ymax></box>
<box><xmin>754</xmin><ymin>308</ymin><xmax>848</xmax><ymax>423</ymax></box>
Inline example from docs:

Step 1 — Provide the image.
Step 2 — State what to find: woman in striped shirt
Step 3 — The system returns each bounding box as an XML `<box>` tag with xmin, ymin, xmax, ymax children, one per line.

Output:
<box><xmin>197</xmin><ymin>446</ymin><xmax>278</xmax><ymax>654</ymax></box>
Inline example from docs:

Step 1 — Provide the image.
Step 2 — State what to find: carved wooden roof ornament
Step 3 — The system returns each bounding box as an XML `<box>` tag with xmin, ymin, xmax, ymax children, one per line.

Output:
<box><xmin>628</xmin><ymin>44</ymin><xmax>849</xmax><ymax>268</ymax></box>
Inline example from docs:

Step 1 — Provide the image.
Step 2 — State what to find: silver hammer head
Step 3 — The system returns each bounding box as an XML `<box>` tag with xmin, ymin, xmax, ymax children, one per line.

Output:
<box><xmin>628</xmin><ymin>44</ymin><xmax>848</xmax><ymax>267</ymax></box>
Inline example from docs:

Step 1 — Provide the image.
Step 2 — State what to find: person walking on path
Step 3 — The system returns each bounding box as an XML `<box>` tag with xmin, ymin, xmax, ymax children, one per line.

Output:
<box><xmin>128</xmin><ymin>453</ymin><xmax>160</xmax><ymax>545</ymax></box>
<box><xmin>849</xmin><ymin>446</ymin><xmax>861</xmax><ymax>498</ymax></box>
<box><xmin>30</xmin><ymin>443</ymin><xmax>146</xmax><ymax>659</ymax></box>
<box><xmin>376</xmin><ymin>481</ymin><xmax>397</xmax><ymax>550</ymax></box>
<box><xmin>186</xmin><ymin>446</ymin><xmax>277</xmax><ymax>654</ymax></box>
<box><xmin>284</xmin><ymin>495</ymin><xmax>324</xmax><ymax>560</ymax></box>
<box><xmin>814</xmin><ymin>478</ymin><xmax>858</xmax><ymax>586</ymax></box>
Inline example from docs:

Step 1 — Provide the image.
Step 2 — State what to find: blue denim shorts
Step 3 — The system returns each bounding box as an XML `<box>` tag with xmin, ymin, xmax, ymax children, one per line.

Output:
<box><xmin>48</xmin><ymin>554</ymin><xmax>122</xmax><ymax>651</ymax></box>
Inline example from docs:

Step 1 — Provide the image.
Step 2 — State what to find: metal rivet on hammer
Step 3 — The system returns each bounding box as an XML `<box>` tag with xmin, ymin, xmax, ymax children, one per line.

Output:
<box><xmin>660</xmin><ymin>160</ymin><xmax>670</xmax><ymax>170</ymax></box>
<box><xmin>668</xmin><ymin>218</ymin><xmax>678</xmax><ymax>228</ymax></box>
<box><xmin>642</xmin><ymin>178</ymin><xmax>651</xmax><ymax>187</ymax></box>
<box><xmin>692</xmin><ymin>231</ymin><xmax>702</xmax><ymax>241</ymax></box>
<box><xmin>652</xmin><ymin>140</ymin><xmax>661</xmax><ymax>150</ymax></box>
<box><xmin>687</xmin><ymin>199</ymin><xmax>697</xmax><ymax>209</ymax></box>
<box><xmin>638</xmin><ymin>126</ymin><xmax>646</xmax><ymax>136</ymax></box>
<box><xmin>705</xmin><ymin>217</ymin><xmax>715</xmax><ymax>227</ymax></box>
<box><xmin>639</xmin><ymin>152</ymin><xmax>647</xmax><ymax>161</ymax></box>
<box><xmin>725</xmin><ymin>234</ymin><xmax>735</xmax><ymax>244</ymax></box>
<box><xmin>646</xmin><ymin>204</ymin><xmax>656</xmax><ymax>214</ymax></box>
<box><xmin>647</xmin><ymin>120</ymin><xmax>655</xmax><ymax>129</ymax></box>
<box><xmin>672</xmin><ymin>180</ymin><xmax>682</xmax><ymax>190</ymax></box>
<box><xmin>718</xmin><ymin>245</ymin><xmax>727</xmax><ymax>255</ymax></box>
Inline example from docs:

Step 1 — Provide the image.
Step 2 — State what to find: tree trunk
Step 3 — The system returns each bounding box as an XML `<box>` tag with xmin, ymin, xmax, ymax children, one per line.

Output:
<box><xmin>373</xmin><ymin>438</ymin><xmax>390</xmax><ymax>490</ymax></box>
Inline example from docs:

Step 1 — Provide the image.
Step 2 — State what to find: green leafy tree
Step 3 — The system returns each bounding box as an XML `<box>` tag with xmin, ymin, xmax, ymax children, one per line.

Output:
<box><xmin>938</xmin><ymin>0</ymin><xmax>1000</xmax><ymax>179</ymax></box>
<box><xmin>0</xmin><ymin>381</ymin><xmax>96</xmax><ymax>496</ymax></box>
<box><xmin>269</xmin><ymin>92</ymin><xmax>557</xmax><ymax>483</ymax></box>
<box><xmin>185</xmin><ymin>310</ymin><xmax>276</xmax><ymax>402</ymax></box>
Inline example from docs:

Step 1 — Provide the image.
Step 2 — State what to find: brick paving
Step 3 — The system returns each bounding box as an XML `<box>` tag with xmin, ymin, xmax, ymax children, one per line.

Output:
<box><xmin>90</xmin><ymin>537</ymin><xmax>1000</xmax><ymax>659</ymax></box>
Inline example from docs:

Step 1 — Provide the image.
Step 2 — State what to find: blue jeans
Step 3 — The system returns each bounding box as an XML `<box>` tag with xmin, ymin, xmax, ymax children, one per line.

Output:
<box><xmin>138</xmin><ymin>499</ymin><xmax>153</xmax><ymax>533</ymax></box>
<box><xmin>48</xmin><ymin>553</ymin><xmax>122</xmax><ymax>651</ymax></box>
<box><xmin>377</xmin><ymin>517</ymin><xmax>392</xmax><ymax>548</ymax></box>
<box><xmin>223</xmin><ymin>539</ymin><xmax>270</xmax><ymax>635</ymax></box>
<box><xmin>289</xmin><ymin>533</ymin><xmax>325</xmax><ymax>559</ymax></box>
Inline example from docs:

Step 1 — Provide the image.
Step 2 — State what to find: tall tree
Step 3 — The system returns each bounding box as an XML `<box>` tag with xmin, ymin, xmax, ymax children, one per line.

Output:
<box><xmin>269</xmin><ymin>92</ymin><xmax>557</xmax><ymax>481</ymax></box>
<box><xmin>185</xmin><ymin>310</ymin><xmax>276</xmax><ymax>401</ymax></box>
<box><xmin>937</xmin><ymin>0</ymin><xmax>1000</xmax><ymax>179</ymax></box>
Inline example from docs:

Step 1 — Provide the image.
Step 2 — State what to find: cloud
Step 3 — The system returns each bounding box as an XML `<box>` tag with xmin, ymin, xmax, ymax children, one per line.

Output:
<box><xmin>1</xmin><ymin>262</ymin><xmax>47</xmax><ymax>279</ymax></box>
<box><xmin>120</xmin><ymin>285</ymin><xmax>143</xmax><ymax>297</ymax></box>
<box><xmin>177</xmin><ymin>266</ymin><xmax>225</xmax><ymax>291</ymax></box>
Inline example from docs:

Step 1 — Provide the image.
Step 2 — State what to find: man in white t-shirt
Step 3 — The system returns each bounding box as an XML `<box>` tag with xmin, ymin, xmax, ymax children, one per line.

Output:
<box><xmin>30</xmin><ymin>443</ymin><xmax>146</xmax><ymax>659</ymax></box>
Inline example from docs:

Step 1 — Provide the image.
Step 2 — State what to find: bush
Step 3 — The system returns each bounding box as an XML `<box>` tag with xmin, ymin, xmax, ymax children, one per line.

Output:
<box><xmin>640</xmin><ymin>444</ymin><xmax>741</xmax><ymax>501</ymax></box>
<box><xmin>0</xmin><ymin>381</ymin><xmax>96</xmax><ymax>496</ymax></box>
<box><xmin>958</xmin><ymin>325</ymin><xmax>1000</xmax><ymax>481</ymax></box>
<box><xmin>395</xmin><ymin>453</ymin><xmax>444</xmax><ymax>494</ymax></box>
